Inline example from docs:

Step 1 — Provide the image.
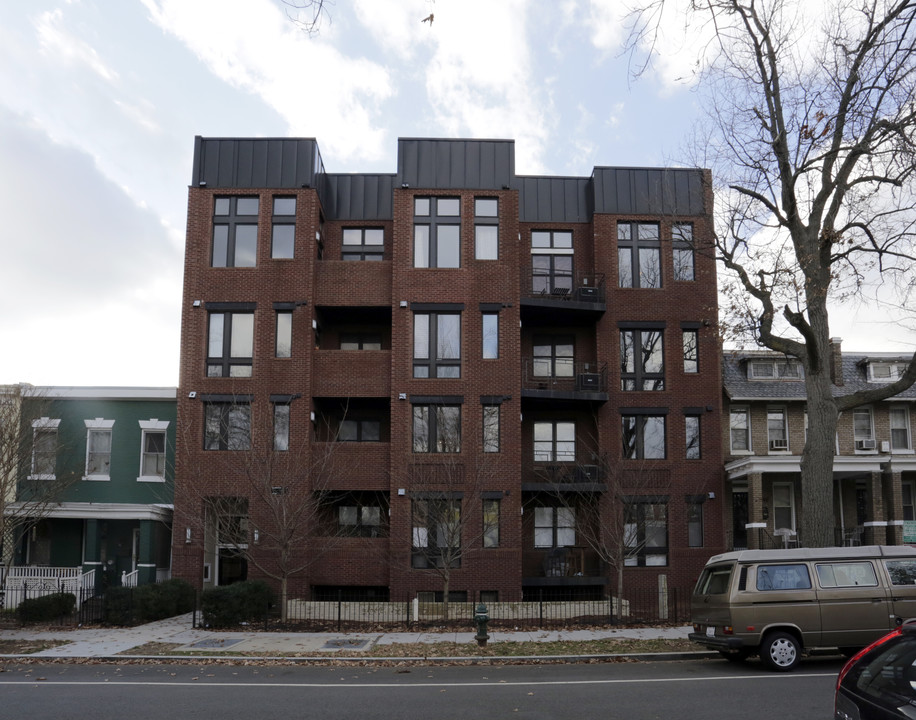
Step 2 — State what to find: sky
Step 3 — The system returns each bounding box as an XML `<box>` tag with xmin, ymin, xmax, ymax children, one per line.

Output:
<box><xmin>0</xmin><ymin>0</ymin><xmax>912</xmax><ymax>388</ymax></box>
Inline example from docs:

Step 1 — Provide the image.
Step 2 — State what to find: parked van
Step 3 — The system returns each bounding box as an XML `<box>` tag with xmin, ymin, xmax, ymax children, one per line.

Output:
<box><xmin>689</xmin><ymin>545</ymin><xmax>916</xmax><ymax>671</ymax></box>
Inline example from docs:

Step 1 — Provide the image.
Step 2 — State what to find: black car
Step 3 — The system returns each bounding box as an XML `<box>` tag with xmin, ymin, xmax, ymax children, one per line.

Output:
<box><xmin>835</xmin><ymin>622</ymin><xmax>916</xmax><ymax>719</ymax></box>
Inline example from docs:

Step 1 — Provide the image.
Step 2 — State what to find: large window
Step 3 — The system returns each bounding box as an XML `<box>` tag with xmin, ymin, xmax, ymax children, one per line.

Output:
<box><xmin>412</xmin><ymin>405</ymin><xmax>461</xmax><ymax>453</ymax></box>
<box><xmin>730</xmin><ymin>407</ymin><xmax>751</xmax><ymax>452</ymax></box>
<box><xmin>85</xmin><ymin>419</ymin><xmax>114</xmax><ymax>479</ymax></box>
<box><xmin>533</xmin><ymin>335</ymin><xmax>574</xmax><ymax>378</ymax></box>
<box><xmin>891</xmin><ymin>407</ymin><xmax>911</xmax><ymax>451</ymax></box>
<box><xmin>338</xmin><ymin>419</ymin><xmax>381</xmax><ymax>442</ymax></box>
<box><xmin>213</xmin><ymin>196</ymin><xmax>258</xmax><ymax>267</ymax></box>
<box><xmin>621</xmin><ymin>414</ymin><xmax>666</xmax><ymax>459</ymax></box>
<box><xmin>207</xmin><ymin>310</ymin><xmax>254</xmax><ymax>377</ymax></box>
<box><xmin>618</xmin><ymin>222</ymin><xmax>661</xmax><ymax>288</ymax></box>
<box><xmin>534</xmin><ymin>421</ymin><xmax>575</xmax><ymax>462</ymax></box>
<box><xmin>339</xmin><ymin>500</ymin><xmax>384</xmax><ymax>537</ymax></box>
<box><xmin>411</xmin><ymin>498</ymin><xmax>461</xmax><ymax>568</ymax></box>
<box><xmin>271</xmin><ymin>196</ymin><xmax>296</xmax><ymax>259</ymax></box>
<box><xmin>687</xmin><ymin>499</ymin><xmax>704</xmax><ymax>547</ymax></box>
<box><xmin>672</xmin><ymin>223</ymin><xmax>695</xmax><ymax>281</ymax></box>
<box><xmin>474</xmin><ymin>198</ymin><xmax>499</xmax><ymax>259</ymax></box>
<box><xmin>30</xmin><ymin>418</ymin><xmax>60</xmax><ymax>479</ymax></box>
<box><xmin>414</xmin><ymin>312</ymin><xmax>461</xmax><ymax>378</ymax></box>
<box><xmin>534</xmin><ymin>506</ymin><xmax>576</xmax><ymax>548</ymax></box>
<box><xmin>620</xmin><ymin>329</ymin><xmax>665</xmax><ymax>391</ymax></box>
<box><xmin>342</xmin><ymin>228</ymin><xmax>384</xmax><ymax>261</ymax></box>
<box><xmin>773</xmin><ymin>482</ymin><xmax>796</xmax><ymax>530</ymax></box>
<box><xmin>624</xmin><ymin>500</ymin><xmax>668</xmax><ymax>566</ymax></box>
<box><xmin>531</xmin><ymin>230</ymin><xmax>573</xmax><ymax>295</ymax></box>
<box><xmin>204</xmin><ymin>401</ymin><xmax>251</xmax><ymax>451</ymax></box>
<box><xmin>340</xmin><ymin>333</ymin><xmax>382</xmax><ymax>350</ymax></box>
<box><xmin>414</xmin><ymin>197</ymin><xmax>460</xmax><ymax>268</ymax></box>
<box><xmin>138</xmin><ymin>419</ymin><xmax>169</xmax><ymax>480</ymax></box>
<box><xmin>854</xmin><ymin>408</ymin><xmax>875</xmax><ymax>450</ymax></box>
<box><xmin>767</xmin><ymin>408</ymin><xmax>789</xmax><ymax>452</ymax></box>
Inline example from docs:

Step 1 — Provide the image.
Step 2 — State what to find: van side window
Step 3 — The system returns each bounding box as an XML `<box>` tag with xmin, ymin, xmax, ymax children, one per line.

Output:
<box><xmin>756</xmin><ymin>564</ymin><xmax>811</xmax><ymax>591</ymax></box>
<box><xmin>738</xmin><ymin>565</ymin><xmax>748</xmax><ymax>591</ymax></box>
<box><xmin>885</xmin><ymin>560</ymin><xmax>916</xmax><ymax>586</ymax></box>
<box><xmin>696</xmin><ymin>565</ymin><xmax>732</xmax><ymax>594</ymax></box>
<box><xmin>815</xmin><ymin>562</ymin><xmax>878</xmax><ymax>588</ymax></box>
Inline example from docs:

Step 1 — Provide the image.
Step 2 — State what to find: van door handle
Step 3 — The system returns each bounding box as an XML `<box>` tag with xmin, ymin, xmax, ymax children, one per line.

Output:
<box><xmin>873</xmin><ymin>598</ymin><xmax>885</xmax><ymax>603</ymax></box>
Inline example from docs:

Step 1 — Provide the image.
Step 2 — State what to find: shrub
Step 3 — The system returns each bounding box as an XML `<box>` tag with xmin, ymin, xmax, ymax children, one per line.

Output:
<box><xmin>134</xmin><ymin>578</ymin><xmax>196</xmax><ymax>622</ymax></box>
<box><xmin>201</xmin><ymin>580</ymin><xmax>275</xmax><ymax>628</ymax></box>
<box><xmin>18</xmin><ymin>592</ymin><xmax>76</xmax><ymax>623</ymax></box>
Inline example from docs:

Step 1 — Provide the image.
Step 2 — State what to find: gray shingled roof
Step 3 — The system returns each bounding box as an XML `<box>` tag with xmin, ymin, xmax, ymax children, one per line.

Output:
<box><xmin>723</xmin><ymin>350</ymin><xmax>916</xmax><ymax>401</ymax></box>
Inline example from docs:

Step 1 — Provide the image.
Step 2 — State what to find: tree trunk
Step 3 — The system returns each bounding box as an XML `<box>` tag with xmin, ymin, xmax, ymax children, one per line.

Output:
<box><xmin>441</xmin><ymin>573</ymin><xmax>450</xmax><ymax>622</ymax></box>
<box><xmin>280</xmin><ymin>575</ymin><xmax>288</xmax><ymax>622</ymax></box>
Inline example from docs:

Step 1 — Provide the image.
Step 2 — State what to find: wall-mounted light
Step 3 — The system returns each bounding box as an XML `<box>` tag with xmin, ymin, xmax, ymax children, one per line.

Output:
<box><xmin>708</xmin><ymin>491</ymin><xmax>716</xmax><ymax>500</ymax></box>
<box><xmin>312</xmin><ymin>319</ymin><xmax>318</xmax><ymax>330</ymax></box>
<box><xmin>192</xmin><ymin>300</ymin><xmax>201</xmax><ymax>308</ymax></box>
<box><xmin>398</xmin><ymin>488</ymin><xmax>405</xmax><ymax>496</ymax></box>
<box><xmin>253</xmin><ymin>529</ymin><xmax>260</xmax><ymax>544</ymax></box>
<box><xmin>401</xmin><ymin>183</ymin><xmax>409</xmax><ymax>189</ymax></box>
<box><xmin>398</xmin><ymin>393</ymin><xmax>406</xmax><ymax>400</ymax></box>
<box><xmin>198</xmin><ymin>181</ymin><xmax>207</xmax><ymax>187</ymax></box>
<box><xmin>310</xmin><ymin>411</ymin><xmax>316</xmax><ymax>423</ymax></box>
<box><xmin>188</xmin><ymin>391</ymin><xmax>197</xmax><ymax>399</ymax></box>
<box><xmin>315</xmin><ymin>231</ymin><xmax>321</xmax><ymax>241</ymax></box>
<box><xmin>185</xmin><ymin>528</ymin><xmax>192</xmax><ymax>544</ymax></box>
<box><xmin>399</xmin><ymin>300</ymin><xmax>408</xmax><ymax>308</ymax></box>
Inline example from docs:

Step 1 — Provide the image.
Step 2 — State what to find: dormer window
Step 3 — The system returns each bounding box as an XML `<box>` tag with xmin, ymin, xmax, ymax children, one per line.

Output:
<box><xmin>748</xmin><ymin>359</ymin><xmax>802</xmax><ymax>380</ymax></box>
<box><xmin>867</xmin><ymin>362</ymin><xmax>906</xmax><ymax>383</ymax></box>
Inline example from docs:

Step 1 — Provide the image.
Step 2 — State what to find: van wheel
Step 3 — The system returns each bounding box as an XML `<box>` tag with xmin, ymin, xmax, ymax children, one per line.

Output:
<box><xmin>718</xmin><ymin>649</ymin><xmax>751</xmax><ymax>663</ymax></box>
<box><xmin>760</xmin><ymin>631</ymin><xmax>801</xmax><ymax>672</ymax></box>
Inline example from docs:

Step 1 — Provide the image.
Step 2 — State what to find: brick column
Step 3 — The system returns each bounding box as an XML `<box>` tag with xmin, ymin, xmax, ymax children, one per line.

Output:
<box><xmin>867</xmin><ymin>471</ymin><xmax>888</xmax><ymax>545</ymax></box>
<box><xmin>884</xmin><ymin>467</ymin><xmax>903</xmax><ymax>546</ymax></box>
<box><xmin>746</xmin><ymin>472</ymin><xmax>765</xmax><ymax>550</ymax></box>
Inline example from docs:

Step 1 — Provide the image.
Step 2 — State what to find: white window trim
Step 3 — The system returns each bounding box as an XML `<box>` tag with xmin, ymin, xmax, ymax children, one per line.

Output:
<box><xmin>729</xmin><ymin>407</ymin><xmax>753</xmax><ymax>455</ymax></box>
<box><xmin>84</xmin><ymin>418</ymin><xmax>115</xmax><ymax>481</ymax></box>
<box><xmin>138</xmin><ymin>419</ymin><xmax>170</xmax><ymax>482</ymax></box>
<box><xmin>889</xmin><ymin>405</ymin><xmax>914</xmax><ymax>454</ymax></box>
<box><xmin>867</xmin><ymin>362</ymin><xmax>905</xmax><ymax>383</ymax></box>
<box><xmin>29</xmin><ymin>417</ymin><xmax>61</xmax><ymax>480</ymax></box>
<box><xmin>766</xmin><ymin>407</ymin><xmax>790</xmax><ymax>454</ymax></box>
<box><xmin>853</xmin><ymin>407</ymin><xmax>877</xmax><ymax>454</ymax></box>
<box><xmin>772</xmin><ymin>481</ymin><xmax>797</xmax><ymax>531</ymax></box>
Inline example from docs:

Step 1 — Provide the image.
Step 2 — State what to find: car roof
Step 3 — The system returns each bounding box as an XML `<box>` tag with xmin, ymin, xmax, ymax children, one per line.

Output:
<box><xmin>704</xmin><ymin>545</ymin><xmax>916</xmax><ymax>565</ymax></box>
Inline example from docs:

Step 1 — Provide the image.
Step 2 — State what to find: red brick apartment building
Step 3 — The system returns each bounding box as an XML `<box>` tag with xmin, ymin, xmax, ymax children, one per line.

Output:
<box><xmin>171</xmin><ymin>136</ymin><xmax>724</xmax><ymax>604</ymax></box>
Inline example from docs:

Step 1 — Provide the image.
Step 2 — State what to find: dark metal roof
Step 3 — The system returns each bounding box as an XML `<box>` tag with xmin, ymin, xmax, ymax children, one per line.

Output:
<box><xmin>190</xmin><ymin>136</ymin><xmax>709</xmax><ymax>223</ymax></box>
<box><xmin>723</xmin><ymin>351</ymin><xmax>916</xmax><ymax>401</ymax></box>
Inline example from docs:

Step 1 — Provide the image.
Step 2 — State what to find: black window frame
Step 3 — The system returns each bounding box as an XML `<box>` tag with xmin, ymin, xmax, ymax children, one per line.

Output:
<box><xmin>414</xmin><ymin>197</ymin><xmax>461</xmax><ymax>268</ymax></box>
<box><xmin>672</xmin><ymin>223</ymin><xmax>695</xmax><ymax>281</ymax></box>
<box><xmin>474</xmin><ymin>197</ymin><xmax>499</xmax><ymax>260</ymax></box>
<box><xmin>483</xmin><ymin>497</ymin><xmax>500</xmax><ymax>548</ymax></box>
<box><xmin>207</xmin><ymin>309</ymin><xmax>255</xmax><ymax>378</ymax></box>
<box><xmin>411</xmin><ymin>497</ymin><xmax>462</xmax><ymax>568</ymax></box>
<box><xmin>482</xmin><ymin>404</ymin><xmax>500</xmax><ymax>453</ymax></box>
<box><xmin>270</xmin><ymin>196</ymin><xmax>296</xmax><ymax>259</ymax></box>
<box><xmin>620</xmin><ymin>329</ymin><xmax>665</xmax><ymax>391</ymax></box>
<box><xmin>340</xmin><ymin>333</ymin><xmax>382</xmax><ymax>350</ymax></box>
<box><xmin>685</xmin><ymin>414</ymin><xmax>701</xmax><ymax>460</ymax></box>
<box><xmin>533</xmin><ymin>420</ymin><xmax>576</xmax><ymax>463</ymax></box>
<box><xmin>532</xmin><ymin>335</ymin><xmax>575</xmax><ymax>378</ymax></box>
<box><xmin>342</xmin><ymin>227</ymin><xmax>384</xmax><ymax>261</ymax></box>
<box><xmin>337</xmin><ymin>418</ymin><xmax>381</xmax><ymax>442</ymax></box>
<box><xmin>413</xmin><ymin>312</ymin><xmax>461</xmax><ymax>378</ymax></box>
<box><xmin>531</xmin><ymin>230</ymin><xmax>574</xmax><ymax>294</ymax></box>
<box><xmin>412</xmin><ymin>404</ymin><xmax>461</xmax><ymax>453</ymax></box>
<box><xmin>204</xmin><ymin>401</ymin><xmax>252</xmax><ymax>451</ymax></box>
<box><xmin>212</xmin><ymin>196</ymin><xmax>259</xmax><ymax>268</ymax></box>
<box><xmin>682</xmin><ymin>329</ymin><xmax>699</xmax><ymax>373</ymax></box>
<box><xmin>624</xmin><ymin>499</ymin><xmax>669</xmax><ymax>566</ymax></box>
<box><xmin>337</xmin><ymin>498</ymin><xmax>385</xmax><ymax>538</ymax></box>
<box><xmin>618</xmin><ymin>221</ymin><xmax>661</xmax><ymax>288</ymax></box>
<box><xmin>621</xmin><ymin>413</ymin><xmax>667</xmax><ymax>459</ymax></box>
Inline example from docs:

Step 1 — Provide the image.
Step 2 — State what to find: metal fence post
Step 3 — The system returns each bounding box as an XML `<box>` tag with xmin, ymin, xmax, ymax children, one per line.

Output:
<box><xmin>337</xmin><ymin>589</ymin><xmax>343</xmax><ymax>633</ymax></box>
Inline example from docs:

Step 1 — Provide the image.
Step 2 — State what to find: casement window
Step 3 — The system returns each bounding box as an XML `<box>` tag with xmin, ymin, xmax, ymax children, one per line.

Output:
<box><xmin>474</xmin><ymin>198</ymin><xmax>499</xmax><ymax>259</ymax></box>
<box><xmin>682</xmin><ymin>329</ymin><xmax>699</xmax><ymax>373</ymax></box>
<box><xmin>138</xmin><ymin>419</ymin><xmax>169</xmax><ymax>480</ymax></box>
<box><xmin>413</xmin><ymin>312</ymin><xmax>461</xmax><ymax>378</ymax></box>
<box><xmin>624</xmin><ymin>500</ymin><xmax>668</xmax><ymax>566</ymax></box>
<box><xmin>730</xmin><ymin>407</ymin><xmax>751</xmax><ymax>452</ymax></box>
<box><xmin>482</xmin><ymin>312</ymin><xmax>499</xmax><ymax>359</ymax></box>
<box><xmin>620</xmin><ymin>329</ymin><xmax>665</xmax><ymax>391</ymax></box>
<box><xmin>342</xmin><ymin>228</ymin><xmax>384</xmax><ymax>261</ymax></box>
<box><xmin>84</xmin><ymin>418</ymin><xmax>114</xmax><ymax>479</ymax></box>
<box><xmin>411</xmin><ymin>498</ymin><xmax>461</xmax><ymax>568</ymax></box>
<box><xmin>773</xmin><ymin>482</ymin><xmax>796</xmax><ymax>530</ymax></box>
<box><xmin>212</xmin><ymin>196</ymin><xmax>258</xmax><ymax>267</ymax></box>
<box><xmin>533</xmin><ymin>421</ymin><xmax>575</xmax><ymax>462</ymax></box>
<box><xmin>271</xmin><ymin>196</ymin><xmax>296</xmax><ymax>259</ymax></box>
<box><xmin>338</xmin><ymin>419</ymin><xmax>381</xmax><ymax>442</ymax></box>
<box><xmin>767</xmin><ymin>408</ymin><xmax>789</xmax><ymax>452</ymax></box>
<box><xmin>275</xmin><ymin>310</ymin><xmax>292</xmax><ymax>358</ymax></box>
<box><xmin>748</xmin><ymin>359</ymin><xmax>802</xmax><ymax>380</ymax></box>
<box><xmin>687</xmin><ymin>498</ymin><xmax>704</xmax><ymax>547</ymax></box>
<box><xmin>618</xmin><ymin>221</ymin><xmax>661</xmax><ymax>288</ymax></box>
<box><xmin>534</xmin><ymin>506</ymin><xmax>576</xmax><ymax>548</ymax></box>
<box><xmin>482</xmin><ymin>405</ymin><xmax>500</xmax><ymax>453</ymax></box>
<box><xmin>340</xmin><ymin>333</ymin><xmax>382</xmax><ymax>350</ymax></box>
<box><xmin>207</xmin><ymin>309</ymin><xmax>254</xmax><ymax>377</ymax></box>
<box><xmin>854</xmin><ymin>408</ymin><xmax>875</xmax><ymax>451</ymax></box>
<box><xmin>621</xmin><ymin>414</ymin><xmax>666</xmax><ymax>459</ymax></box>
<box><xmin>30</xmin><ymin>418</ymin><xmax>60</xmax><ymax>479</ymax></box>
<box><xmin>204</xmin><ymin>401</ymin><xmax>251</xmax><ymax>451</ymax></box>
<box><xmin>685</xmin><ymin>415</ymin><xmax>701</xmax><ymax>459</ymax></box>
<box><xmin>339</xmin><ymin>503</ymin><xmax>383</xmax><ymax>537</ymax></box>
<box><xmin>533</xmin><ymin>335</ymin><xmax>574</xmax><ymax>378</ymax></box>
<box><xmin>531</xmin><ymin>230</ymin><xmax>573</xmax><ymax>295</ymax></box>
<box><xmin>672</xmin><ymin>223</ymin><xmax>695</xmax><ymax>281</ymax></box>
<box><xmin>414</xmin><ymin>197</ymin><xmax>460</xmax><ymax>268</ymax></box>
<box><xmin>273</xmin><ymin>403</ymin><xmax>290</xmax><ymax>451</ymax></box>
<box><xmin>891</xmin><ymin>406</ymin><xmax>912</xmax><ymax>451</ymax></box>
<box><xmin>412</xmin><ymin>404</ymin><xmax>461</xmax><ymax>453</ymax></box>
<box><xmin>483</xmin><ymin>498</ymin><xmax>500</xmax><ymax>548</ymax></box>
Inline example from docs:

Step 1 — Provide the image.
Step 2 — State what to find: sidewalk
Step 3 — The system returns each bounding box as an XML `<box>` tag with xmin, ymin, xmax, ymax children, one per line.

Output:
<box><xmin>0</xmin><ymin>613</ymin><xmax>704</xmax><ymax>662</ymax></box>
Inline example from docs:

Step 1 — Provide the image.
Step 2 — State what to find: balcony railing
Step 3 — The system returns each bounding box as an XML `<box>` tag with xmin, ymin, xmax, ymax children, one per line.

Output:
<box><xmin>521</xmin><ymin>270</ymin><xmax>606</xmax><ymax>304</ymax></box>
<box><xmin>522</xmin><ymin>359</ymin><xmax>608</xmax><ymax>395</ymax></box>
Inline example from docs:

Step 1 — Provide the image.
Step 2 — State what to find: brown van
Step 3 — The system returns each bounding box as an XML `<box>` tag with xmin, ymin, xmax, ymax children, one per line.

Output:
<box><xmin>689</xmin><ymin>545</ymin><xmax>916</xmax><ymax>671</ymax></box>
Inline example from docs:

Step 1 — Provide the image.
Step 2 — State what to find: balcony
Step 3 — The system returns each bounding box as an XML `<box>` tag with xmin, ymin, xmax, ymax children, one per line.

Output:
<box><xmin>519</xmin><ymin>271</ymin><xmax>606</xmax><ymax>323</ymax></box>
<box><xmin>521</xmin><ymin>360</ymin><xmax>608</xmax><ymax>404</ymax></box>
<box><xmin>522</xmin><ymin>547</ymin><xmax>604</xmax><ymax>584</ymax></box>
<box><xmin>522</xmin><ymin>463</ymin><xmax>606</xmax><ymax>492</ymax></box>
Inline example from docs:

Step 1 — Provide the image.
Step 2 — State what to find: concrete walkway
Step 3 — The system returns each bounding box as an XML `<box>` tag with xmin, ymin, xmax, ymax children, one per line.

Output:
<box><xmin>0</xmin><ymin>613</ymin><xmax>700</xmax><ymax>661</ymax></box>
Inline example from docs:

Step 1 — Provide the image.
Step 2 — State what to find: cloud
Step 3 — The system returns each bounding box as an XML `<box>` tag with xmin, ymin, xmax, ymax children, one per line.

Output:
<box><xmin>35</xmin><ymin>8</ymin><xmax>119</xmax><ymax>82</ymax></box>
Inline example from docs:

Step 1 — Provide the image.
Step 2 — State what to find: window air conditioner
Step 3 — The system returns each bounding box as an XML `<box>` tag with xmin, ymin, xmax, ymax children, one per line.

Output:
<box><xmin>881</xmin><ymin>441</ymin><xmax>891</xmax><ymax>453</ymax></box>
<box><xmin>856</xmin><ymin>439</ymin><xmax>877</xmax><ymax>450</ymax></box>
<box><xmin>577</xmin><ymin>372</ymin><xmax>601</xmax><ymax>390</ymax></box>
<box><xmin>576</xmin><ymin>286</ymin><xmax>599</xmax><ymax>301</ymax></box>
<box><xmin>769</xmin><ymin>439</ymin><xmax>788</xmax><ymax>451</ymax></box>
<box><xmin>577</xmin><ymin>465</ymin><xmax>600</xmax><ymax>482</ymax></box>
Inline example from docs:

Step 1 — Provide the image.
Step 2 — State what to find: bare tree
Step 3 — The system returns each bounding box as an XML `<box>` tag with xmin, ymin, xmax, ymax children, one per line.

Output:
<box><xmin>178</xmin><ymin>398</ymin><xmax>354</xmax><ymax>621</ymax></box>
<box><xmin>282</xmin><ymin>0</ymin><xmax>333</xmax><ymax>35</ymax></box>
<box><xmin>628</xmin><ymin>0</ymin><xmax>916</xmax><ymax>546</ymax></box>
<box><xmin>0</xmin><ymin>385</ymin><xmax>81</xmax><ymax>568</ymax></box>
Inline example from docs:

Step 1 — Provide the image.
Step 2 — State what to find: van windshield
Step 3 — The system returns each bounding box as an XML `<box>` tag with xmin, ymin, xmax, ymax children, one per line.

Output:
<box><xmin>695</xmin><ymin>564</ymin><xmax>732</xmax><ymax>595</ymax></box>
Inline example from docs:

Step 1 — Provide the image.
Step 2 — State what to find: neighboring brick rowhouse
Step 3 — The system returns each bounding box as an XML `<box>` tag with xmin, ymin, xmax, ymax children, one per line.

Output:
<box><xmin>172</xmin><ymin>136</ymin><xmax>724</xmax><ymax>604</ymax></box>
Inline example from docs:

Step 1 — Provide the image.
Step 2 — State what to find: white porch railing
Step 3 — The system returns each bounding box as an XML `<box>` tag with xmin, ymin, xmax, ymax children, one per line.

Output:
<box><xmin>1</xmin><ymin>567</ymin><xmax>96</xmax><ymax>610</ymax></box>
<box><xmin>121</xmin><ymin>569</ymin><xmax>139</xmax><ymax>587</ymax></box>
<box><xmin>156</xmin><ymin>568</ymin><xmax>171</xmax><ymax>583</ymax></box>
